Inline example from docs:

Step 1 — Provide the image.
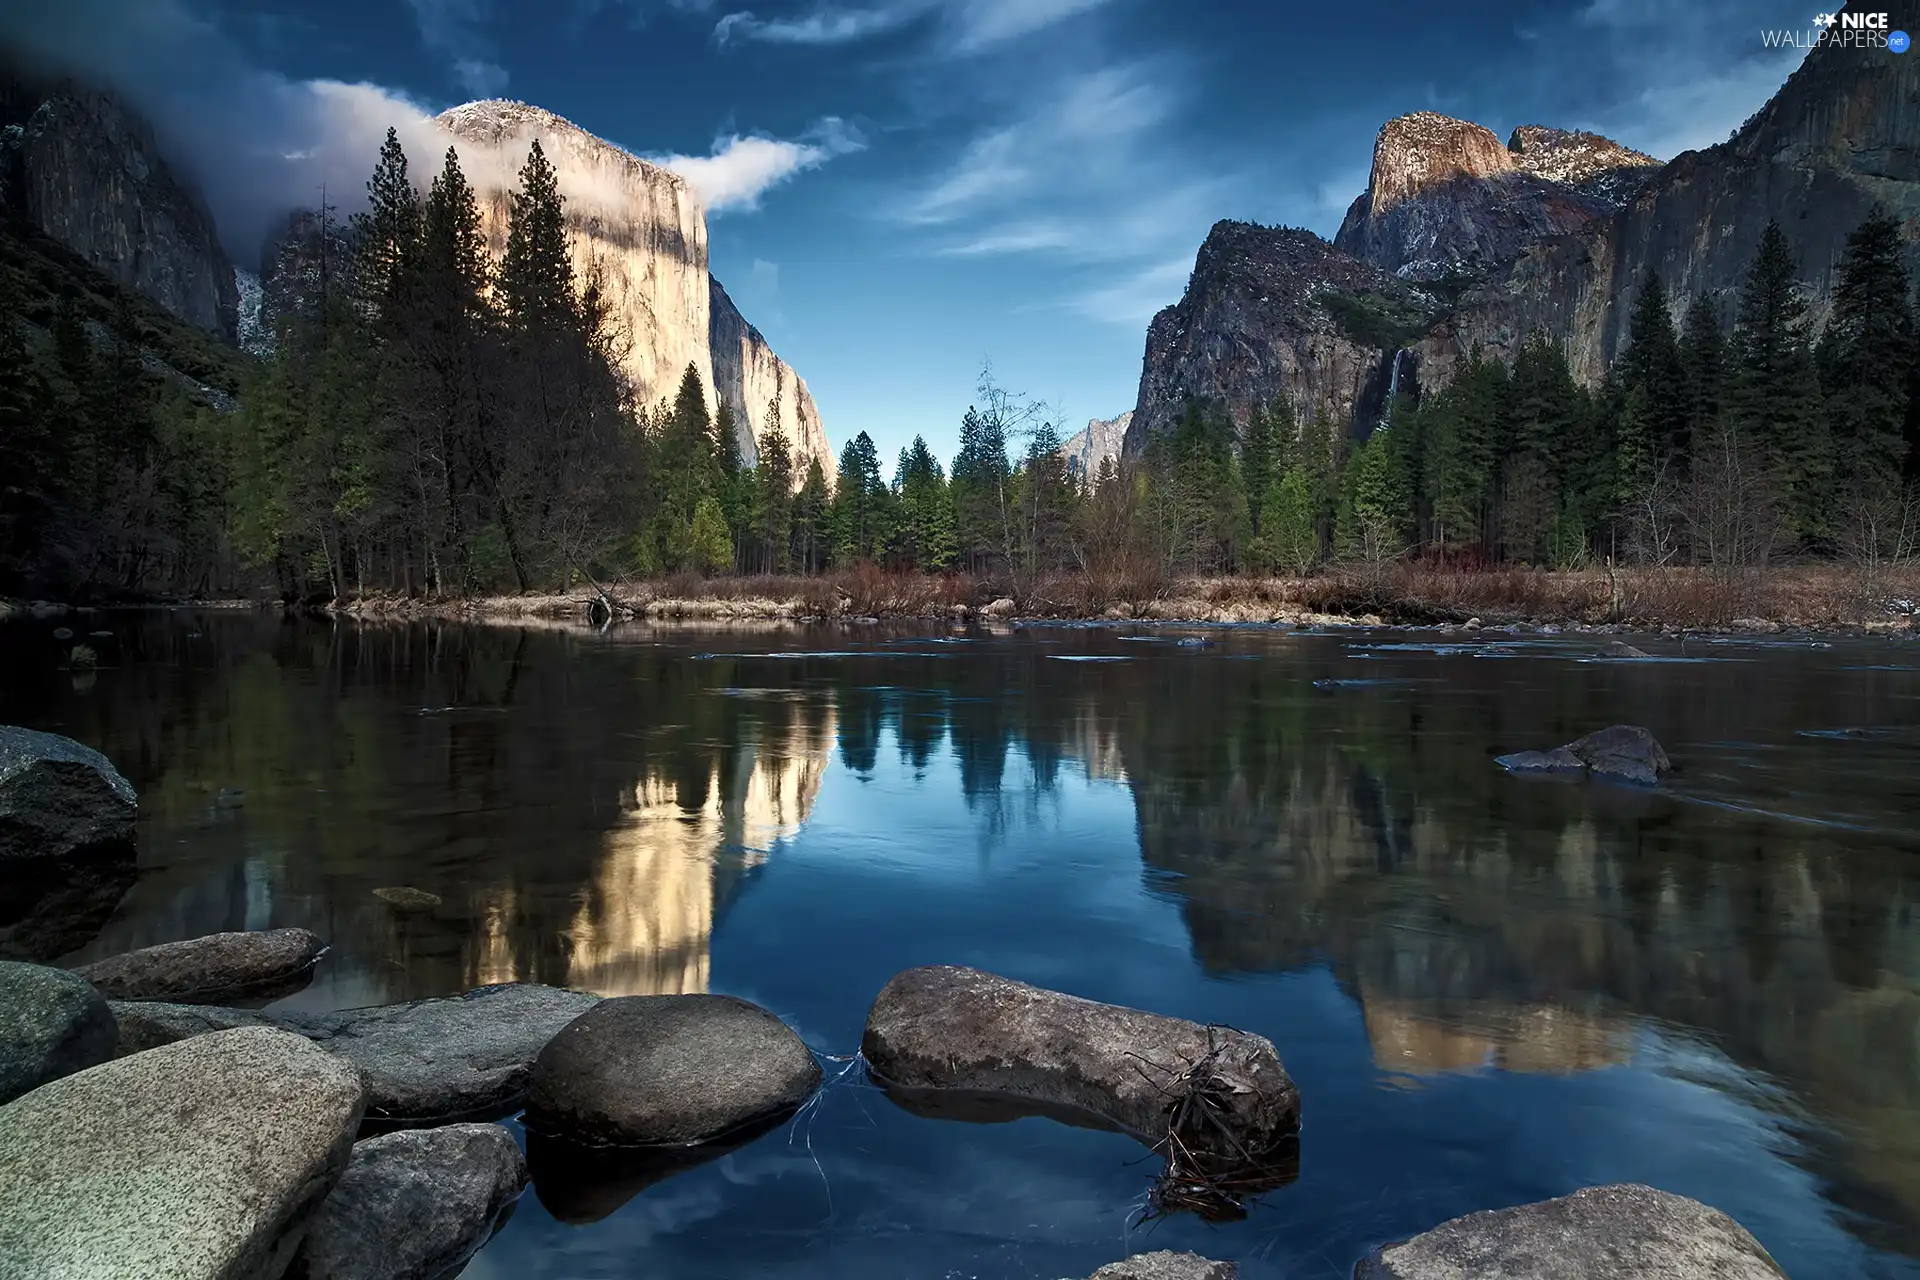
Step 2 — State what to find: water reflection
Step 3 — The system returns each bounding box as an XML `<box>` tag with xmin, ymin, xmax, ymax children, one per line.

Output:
<box><xmin>2</xmin><ymin>614</ymin><xmax>1918</xmax><ymax>1275</ymax></box>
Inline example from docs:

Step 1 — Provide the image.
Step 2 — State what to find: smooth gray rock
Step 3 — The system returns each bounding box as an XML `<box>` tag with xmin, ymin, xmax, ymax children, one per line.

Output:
<box><xmin>1354</xmin><ymin>1183</ymin><xmax>1787</xmax><ymax>1279</ymax></box>
<box><xmin>526</xmin><ymin>994</ymin><xmax>821</xmax><ymax>1146</ymax></box>
<box><xmin>112</xmin><ymin>982</ymin><xmax>601</xmax><ymax>1123</ymax></box>
<box><xmin>289</xmin><ymin>1123</ymin><xmax>526</xmax><ymax>1280</ymax></box>
<box><xmin>862</xmin><ymin>966</ymin><xmax>1299</xmax><ymax>1167</ymax></box>
<box><xmin>78</xmin><ymin>927</ymin><xmax>328</xmax><ymax>1003</ymax></box>
<box><xmin>1567</xmin><ymin>724</ymin><xmax>1672</xmax><ymax>784</ymax></box>
<box><xmin>1087</xmin><ymin>1251</ymin><xmax>1238</xmax><ymax>1279</ymax></box>
<box><xmin>0</xmin><ymin>1026</ymin><xmax>364</xmax><ymax>1280</ymax></box>
<box><xmin>0</xmin><ymin>725</ymin><xmax>137</xmax><ymax>862</ymax></box>
<box><xmin>0</xmin><ymin>961</ymin><xmax>117</xmax><ymax>1104</ymax></box>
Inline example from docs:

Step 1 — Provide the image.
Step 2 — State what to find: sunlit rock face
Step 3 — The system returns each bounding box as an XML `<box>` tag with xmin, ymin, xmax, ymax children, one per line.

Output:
<box><xmin>0</xmin><ymin>74</ymin><xmax>237</xmax><ymax>339</ymax></box>
<box><xmin>561</xmin><ymin>719</ymin><xmax>832</xmax><ymax>997</ymax></box>
<box><xmin>435</xmin><ymin>100</ymin><xmax>833</xmax><ymax>481</ymax></box>
<box><xmin>709</xmin><ymin>275</ymin><xmax>836</xmax><ymax>488</ymax></box>
<box><xmin>1058</xmin><ymin>412</ymin><xmax>1130</xmax><ymax>483</ymax></box>
<box><xmin>438</xmin><ymin>99</ymin><xmax>715</xmax><ymax>412</ymax></box>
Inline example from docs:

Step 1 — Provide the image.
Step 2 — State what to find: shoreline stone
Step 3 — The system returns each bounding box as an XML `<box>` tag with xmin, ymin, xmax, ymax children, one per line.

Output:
<box><xmin>1087</xmin><ymin>1253</ymin><xmax>1238</xmax><ymax>1280</ymax></box>
<box><xmin>78</xmin><ymin>927</ymin><xmax>328</xmax><ymax>1003</ymax></box>
<box><xmin>0</xmin><ymin>727</ymin><xmax>139</xmax><ymax>961</ymax></box>
<box><xmin>0</xmin><ymin>961</ymin><xmax>117</xmax><ymax>1104</ymax></box>
<box><xmin>525</xmin><ymin>994</ymin><xmax>821</xmax><ymax>1147</ymax></box>
<box><xmin>1354</xmin><ymin>1183</ymin><xmax>1788</xmax><ymax>1278</ymax></box>
<box><xmin>289</xmin><ymin>1123</ymin><xmax>526</xmax><ymax>1280</ymax></box>
<box><xmin>112</xmin><ymin>981</ymin><xmax>601</xmax><ymax>1123</ymax></box>
<box><xmin>862</xmin><ymin>966</ymin><xmax>1299</xmax><ymax>1175</ymax></box>
<box><xmin>0</xmin><ymin>1026</ymin><xmax>364</xmax><ymax>1280</ymax></box>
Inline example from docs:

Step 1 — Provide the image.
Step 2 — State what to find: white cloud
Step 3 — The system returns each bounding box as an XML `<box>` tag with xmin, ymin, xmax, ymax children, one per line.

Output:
<box><xmin>653</xmin><ymin>119</ymin><xmax>865</xmax><ymax>213</ymax></box>
<box><xmin>1064</xmin><ymin>257</ymin><xmax>1193</xmax><ymax>325</ymax></box>
<box><xmin>711</xmin><ymin>0</ymin><xmax>1110</xmax><ymax>49</ymax></box>
<box><xmin>406</xmin><ymin>0</ymin><xmax>508</xmax><ymax>93</ymax></box>
<box><xmin>749</xmin><ymin>258</ymin><xmax>781</xmax><ymax>291</ymax></box>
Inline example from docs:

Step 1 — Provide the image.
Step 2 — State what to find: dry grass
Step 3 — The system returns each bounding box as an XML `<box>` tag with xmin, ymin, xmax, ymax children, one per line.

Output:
<box><xmin>325</xmin><ymin>563</ymin><xmax>1920</xmax><ymax>632</ymax></box>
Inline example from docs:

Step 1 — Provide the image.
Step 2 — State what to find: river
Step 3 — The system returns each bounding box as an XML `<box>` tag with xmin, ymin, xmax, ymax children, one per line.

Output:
<box><xmin>4</xmin><ymin>611</ymin><xmax>1918</xmax><ymax>1279</ymax></box>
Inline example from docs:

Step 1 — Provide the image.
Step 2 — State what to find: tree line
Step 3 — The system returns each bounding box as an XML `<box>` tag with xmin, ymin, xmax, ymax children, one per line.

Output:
<box><xmin>2</xmin><ymin>134</ymin><xmax>1914</xmax><ymax>601</ymax></box>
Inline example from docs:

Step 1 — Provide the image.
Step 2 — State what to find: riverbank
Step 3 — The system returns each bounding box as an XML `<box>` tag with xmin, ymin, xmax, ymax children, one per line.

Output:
<box><xmin>324</xmin><ymin>565</ymin><xmax>1919</xmax><ymax>634</ymax></box>
<box><xmin>11</xmin><ymin>565</ymin><xmax>1917</xmax><ymax>633</ymax></box>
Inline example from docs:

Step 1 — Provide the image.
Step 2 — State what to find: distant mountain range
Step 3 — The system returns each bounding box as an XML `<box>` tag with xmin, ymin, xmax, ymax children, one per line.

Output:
<box><xmin>1057</xmin><ymin>411</ymin><xmax>1130</xmax><ymax>481</ymax></box>
<box><xmin>1125</xmin><ymin>0</ymin><xmax>1920</xmax><ymax>457</ymax></box>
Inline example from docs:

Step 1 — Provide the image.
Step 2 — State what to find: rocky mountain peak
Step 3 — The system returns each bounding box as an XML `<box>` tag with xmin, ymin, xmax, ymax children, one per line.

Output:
<box><xmin>1365</xmin><ymin>112</ymin><xmax>1516</xmax><ymax>213</ymax></box>
<box><xmin>1506</xmin><ymin>125</ymin><xmax>1661</xmax><ymax>208</ymax></box>
<box><xmin>1058</xmin><ymin>411</ymin><xmax>1130</xmax><ymax>482</ymax></box>
<box><xmin>437</xmin><ymin>99</ymin><xmax>693</xmax><ymax>202</ymax></box>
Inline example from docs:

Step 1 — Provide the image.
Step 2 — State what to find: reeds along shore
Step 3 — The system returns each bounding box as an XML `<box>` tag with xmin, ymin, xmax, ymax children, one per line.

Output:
<box><xmin>322</xmin><ymin>563</ymin><xmax>1920</xmax><ymax>632</ymax></box>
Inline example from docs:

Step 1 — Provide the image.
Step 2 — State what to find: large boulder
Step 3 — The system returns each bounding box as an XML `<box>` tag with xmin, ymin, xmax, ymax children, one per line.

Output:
<box><xmin>526</xmin><ymin>994</ymin><xmax>821</xmax><ymax>1146</ymax></box>
<box><xmin>1087</xmin><ymin>1252</ymin><xmax>1238</xmax><ymax>1279</ymax></box>
<box><xmin>863</xmin><ymin>967</ymin><xmax>1299</xmax><ymax>1178</ymax></box>
<box><xmin>78</xmin><ymin>927</ymin><xmax>328</xmax><ymax>1003</ymax></box>
<box><xmin>0</xmin><ymin>1026</ymin><xmax>364</xmax><ymax>1279</ymax></box>
<box><xmin>1353</xmin><ymin>1183</ymin><xmax>1788</xmax><ymax>1279</ymax></box>
<box><xmin>1497</xmin><ymin>724</ymin><xmax>1671</xmax><ymax>785</ymax></box>
<box><xmin>0</xmin><ymin>725</ymin><xmax>137</xmax><ymax>861</ymax></box>
<box><xmin>0</xmin><ymin>726</ymin><xmax>139</xmax><ymax>961</ymax></box>
<box><xmin>112</xmin><ymin>982</ymin><xmax>600</xmax><ymax>1123</ymax></box>
<box><xmin>288</xmin><ymin>1123</ymin><xmax>525</xmax><ymax>1280</ymax></box>
<box><xmin>0</xmin><ymin>960</ymin><xmax>117</xmax><ymax>1104</ymax></box>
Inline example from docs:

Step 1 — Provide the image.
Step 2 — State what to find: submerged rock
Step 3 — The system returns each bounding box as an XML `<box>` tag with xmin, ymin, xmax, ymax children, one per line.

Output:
<box><xmin>863</xmin><ymin>966</ymin><xmax>1299</xmax><ymax>1182</ymax></box>
<box><xmin>527</xmin><ymin>1113</ymin><xmax>789</xmax><ymax>1224</ymax></box>
<box><xmin>78</xmin><ymin>927</ymin><xmax>328</xmax><ymax>1003</ymax></box>
<box><xmin>1087</xmin><ymin>1253</ymin><xmax>1238</xmax><ymax>1280</ymax></box>
<box><xmin>526</xmin><ymin>994</ymin><xmax>821</xmax><ymax>1146</ymax></box>
<box><xmin>0</xmin><ymin>1026</ymin><xmax>364</xmax><ymax>1280</ymax></box>
<box><xmin>289</xmin><ymin>1123</ymin><xmax>526</xmax><ymax>1280</ymax></box>
<box><xmin>1598</xmin><ymin>640</ymin><xmax>1649</xmax><ymax>658</ymax></box>
<box><xmin>1354</xmin><ymin>1183</ymin><xmax>1787</xmax><ymax>1278</ymax></box>
<box><xmin>1497</xmin><ymin>724</ymin><xmax>1671</xmax><ymax>785</ymax></box>
<box><xmin>0</xmin><ymin>961</ymin><xmax>117</xmax><ymax>1104</ymax></box>
<box><xmin>112</xmin><ymin>982</ymin><xmax>601</xmax><ymax>1123</ymax></box>
<box><xmin>372</xmin><ymin>886</ymin><xmax>442</xmax><ymax>911</ymax></box>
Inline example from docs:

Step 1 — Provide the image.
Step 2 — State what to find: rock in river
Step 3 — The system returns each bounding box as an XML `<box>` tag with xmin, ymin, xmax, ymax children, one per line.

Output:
<box><xmin>1598</xmin><ymin>640</ymin><xmax>1649</xmax><ymax>658</ymax></box>
<box><xmin>289</xmin><ymin>1123</ymin><xmax>526</xmax><ymax>1280</ymax></box>
<box><xmin>0</xmin><ymin>960</ymin><xmax>117</xmax><ymax>1104</ymax></box>
<box><xmin>112</xmin><ymin>981</ymin><xmax>601</xmax><ymax>1123</ymax></box>
<box><xmin>863</xmin><ymin>966</ymin><xmax>1299</xmax><ymax>1177</ymax></box>
<box><xmin>526</xmin><ymin>994</ymin><xmax>821</xmax><ymax>1146</ymax></box>
<box><xmin>0</xmin><ymin>1026</ymin><xmax>364</xmax><ymax>1280</ymax></box>
<box><xmin>0</xmin><ymin>726</ymin><xmax>139</xmax><ymax>961</ymax></box>
<box><xmin>1497</xmin><ymin>724</ymin><xmax>1671</xmax><ymax>785</ymax></box>
<box><xmin>78</xmin><ymin>927</ymin><xmax>328</xmax><ymax>1003</ymax></box>
<box><xmin>1354</xmin><ymin>1183</ymin><xmax>1787</xmax><ymax>1279</ymax></box>
<box><xmin>1086</xmin><ymin>1251</ymin><xmax>1238</xmax><ymax>1279</ymax></box>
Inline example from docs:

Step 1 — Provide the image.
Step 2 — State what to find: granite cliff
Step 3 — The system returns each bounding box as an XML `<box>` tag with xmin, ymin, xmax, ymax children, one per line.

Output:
<box><xmin>1058</xmin><ymin>411</ymin><xmax>1130</xmax><ymax>481</ymax></box>
<box><xmin>436</xmin><ymin>99</ymin><xmax>831</xmax><ymax>486</ymax></box>
<box><xmin>0</xmin><ymin>68</ymin><xmax>237</xmax><ymax>341</ymax></box>
<box><xmin>1132</xmin><ymin>0</ymin><xmax>1918</xmax><ymax>451</ymax></box>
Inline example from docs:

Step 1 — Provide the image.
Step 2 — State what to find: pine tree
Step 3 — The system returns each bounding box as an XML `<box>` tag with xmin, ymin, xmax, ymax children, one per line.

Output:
<box><xmin>1424</xmin><ymin>353</ymin><xmax>1504</xmax><ymax>552</ymax></box>
<box><xmin>793</xmin><ymin>457</ymin><xmax>831</xmax><ymax>572</ymax></box>
<box><xmin>1262</xmin><ymin>468</ymin><xmax>1317</xmax><ymax>575</ymax></box>
<box><xmin>1729</xmin><ymin>221</ymin><xmax>1828</xmax><ymax>546</ymax></box>
<box><xmin>498</xmin><ymin>139</ymin><xmax>575</xmax><ymax>332</ymax></box>
<box><xmin>951</xmin><ymin>404</ymin><xmax>1010</xmax><ymax>572</ymax></box>
<box><xmin>1616</xmin><ymin>274</ymin><xmax>1687</xmax><ymax>471</ymax></box>
<box><xmin>1500</xmin><ymin>333</ymin><xmax>1576</xmax><ymax>563</ymax></box>
<box><xmin>351</xmin><ymin>127</ymin><xmax>422</xmax><ymax>320</ymax></box>
<box><xmin>1817</xmin><ymin>207</ymin><xmax>1915</xmax><ymax>505</ymax></box>
<box><xmin>895</xmin><ymin>436</ymin><xmax>955</xmax><ymax>571</ymax></box>
<box><xmin>831</xmin><ymin>431</ymin><xmax>885</xmax><ymax>564</ymax></box>
<box><xmin>754</xmin><ymin>419</ymin><xmax>795</xmax><ymax>573</ymax></box>
<box><xmin>1678</xmin><ymin>295</ymin><xmax>1726</xmax><ymax>442</ymax></box>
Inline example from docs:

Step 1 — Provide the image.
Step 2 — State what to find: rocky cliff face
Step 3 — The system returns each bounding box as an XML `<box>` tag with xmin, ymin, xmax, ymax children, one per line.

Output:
<box><xmin>436</xmin><ymin>100</ymin><xmax>831</xmax><ymax>478</ymax></box>
<box><xmin>1058</xmin><ymin>411</ymin><xmax>1130</xmax><ymax>481</ymax></box>
<box><xmin>1135</xmin><ymin>1</ymin><xmax>1918</xmax><ymax>447</ymax></box>
<box><xmin>0</xmin><ymin>73</ymin><xmax>237</xmax><ymax>341</ymax></box>
<box><xmin>1125</xmin><ymin>222</ymin><xmax>1436</xmax><ymax>456</ymax></box>
<box><xmin>1430</xmin><ymin>2</ymin><xmax>1920</xmax><ymax>382</ymax></box>
<box><xmin>1333</xmin><ymin>112</ymin><xmax>1654</xmax><ymax>282</ymax></box>
<box><xmin>709</xmin><ymin>275</ymin><xmax>835</xmax><ymax>486</ymax></box>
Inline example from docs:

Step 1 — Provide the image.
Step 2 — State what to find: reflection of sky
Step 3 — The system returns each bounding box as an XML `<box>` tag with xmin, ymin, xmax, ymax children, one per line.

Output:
<box><xmin>471</xmin><ymin>718</ymin><xmax>1913</xmax><ymax>1280</ymax></box>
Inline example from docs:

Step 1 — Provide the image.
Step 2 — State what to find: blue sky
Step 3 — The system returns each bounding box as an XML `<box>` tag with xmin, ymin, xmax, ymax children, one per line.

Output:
<box><xmin>10</xmin><ymin>0</ymin><xmax>1816</xmax><ymax>469</ymax></box>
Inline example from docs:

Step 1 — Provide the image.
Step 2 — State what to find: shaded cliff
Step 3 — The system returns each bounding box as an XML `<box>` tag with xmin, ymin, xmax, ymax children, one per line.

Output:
<box><xmin>0</xmin><ymin>70</ymin><xmax>237</xmax><ymax>341</ymax></box>
<box><xmin>709</xmin><ymin>275</ymin><xmax>836</xmax><ymax>487</ymax></box>
<box><xmin>1125</xmin><ymin>222</ymin><xmax>1437</xmax><ymax>455</ymax></box>
<box><xmin>1058</xmin><ymin>411</ymin><xmax>1130</xmax><ymax>481</ymax></box>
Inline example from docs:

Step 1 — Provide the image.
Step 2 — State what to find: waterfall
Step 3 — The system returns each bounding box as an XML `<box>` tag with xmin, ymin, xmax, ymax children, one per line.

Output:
<box><xmin>1377</xmin><ymin>348</ymin><xmax>1409</xmax><ymax>431</ymax></box>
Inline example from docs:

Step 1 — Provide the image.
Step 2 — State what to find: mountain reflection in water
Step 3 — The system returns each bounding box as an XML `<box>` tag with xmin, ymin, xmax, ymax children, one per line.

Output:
<box><xmin>2</xmin><ymin>612</ymin><xmax>1917</xmax><ymax>1279</ymax></box>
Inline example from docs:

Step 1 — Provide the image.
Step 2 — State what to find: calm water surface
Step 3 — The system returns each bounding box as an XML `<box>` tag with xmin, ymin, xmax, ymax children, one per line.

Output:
<box><xmin>5</xmin><ymin>612</ymin><xmax>1920</xmax><ymax>1279</ymax></box>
